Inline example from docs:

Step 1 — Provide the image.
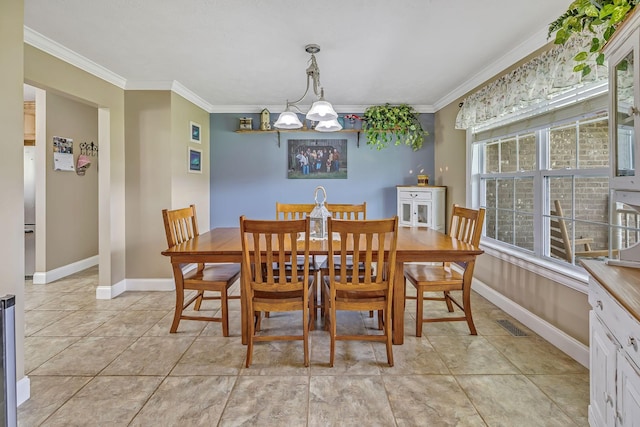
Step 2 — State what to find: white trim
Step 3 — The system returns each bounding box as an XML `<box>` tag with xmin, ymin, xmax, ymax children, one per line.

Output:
<box><xmin>23</xmin><ymin>27</ymin><xmax>126</xmax><ymax>89</ymax></box>
<box><xmin>171</xmin><ymin>81</ymin><xmax>214</xmax><ymax>113</ymax></box>
<box><xmin>124</xmin><ymin>278</ymin><xmax>175</xmax><ymax>292</ymax></box>
<box><xmin>480</xmin><ymin>242</ymin><xmax>589</xmax><ymax>294</ymax></box>
<box><xmin>472</xmin><ymin>275</ymin><xmax>589</xmax><ymax>368</ymax></box>
<box><xmin>16</xmin><ymin>376</ymin><xmax>30</xmax><ymax>407</ymax></box>
<box><xmin>95</xmin><ymin>278</ymin><xmax>126</xmax><ymax>300</ymax></box>
<box><xmin>206</xmin><ymin>104</ymin><xmax>436</xmax><ymax>114</ymax></box>
<box><xmin>32</xmin><ymin>255</ymin><xmax>99</xmax><ymax>285</ymax></box>
<box><xmin>434</xmin><ymin>25</ymin><xmax>551</xmax><ymax>111</ymax></box>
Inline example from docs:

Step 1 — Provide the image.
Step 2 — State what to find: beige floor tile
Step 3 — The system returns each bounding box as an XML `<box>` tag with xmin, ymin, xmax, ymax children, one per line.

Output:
<box><xmin>220</xmin><ymin>376</ymin><xmax>308</xmax><ymax>426</ymax></box>
<box><xmin>88</xmin><ymin>310</ymin><xmax>167</xmax><ymax>337</ymax></box>
<box><xmin>43</xmin><ymin>376</ymin><xmax>163</xmax><ymax>426</ymax></box>
<box><xmin>144</xmin><ymin>310</ymin><xmax>208</xmax><ymax>337</ymax></box>
<box><xmin>84</xmin><ymin>292</ymin><xmax>147</xmax><ymax>311</ymax></box>
<box><xmin>23</xmin><ymin>292</ymin><xmax>55</xmax><ymax>310</ymax></box>
<box><xmin>241</xmin><ymin>339</ymin><xmax>311</xmax><ymax>375</ymax></box>
<box><xmin>527</xmin><ymin>374</ymin><xmax>589</xmax><ymax>425</ymax></box>
<box><xmin>374</xmin><ymin>336</ymin><xmax>450</xmax><ymax>375</ymax></box>
<box><xmin>310</xmin><ymin>333</ymin><xmax>381</xmax><ymax>374</ymax></box>
<box><xmin>32</xmin><ymin>293</ymin><xmax>96</xmax><ymax>311</ymax></box>
<box><xmin>130</xmin><ymin>376</ymin><xmax>236</xmax><ymax>426</ymax></box>
<box><xmin>456</xmin><ymin>374</ymin><xmax>577</xmax><ymax>426</ymax></box>
<box><xmin>32</xmin><ymin>310</ymin><xmax>119</xmax><ymax>337</ymax></box>
<box><xmin>309</xmin><ymin>376</ymin><xmax>395</xmax><ymax>426</ymax></box>
<box><xmin>24</xmin><ymin>310</ymin><xmax>72</xmax><ymax>336</ymax></box>
<box><xmin>487</xmin><ymin>335</ymin><xmax>588</xmax><ymax>375</ymax></box>
<box><xmin>171</xmin><ymin>336</ymin><xmax>245</xmax><ymax>376</ymax></box>
<box><xmin>101</xmin><ymin>335</ymin><xmax>196</xmax><ymax>376</ymax></box>
<box><xmin>24</xmin><ymin>336</ymin><xmax>81</xmax><ymax>374</ymax></box>
<box><xmin>428</xmin><ymin>335</ymin><xmax>520</xmax><ymax>374</ymax></box>
<box><xmin>384</xmin><ymin>375</ymin><xmax>486</xmax><ymax>426</ymax></box>
<box><xmin>30</xmin><ymin>336</ymin><xmax>136</xmax><ymax>376</ymax></box>
<box><xmin>17</xmin><ymin>376</ymin><xmax>91</xmax><ymax>426</ymax></box>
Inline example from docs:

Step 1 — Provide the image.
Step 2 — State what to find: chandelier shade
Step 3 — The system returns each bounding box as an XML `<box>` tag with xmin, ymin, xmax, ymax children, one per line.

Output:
<box><xmin>273</xmin><ymin>110</ymin><xmax>303</xmax><ymax>129</ymax></box>
<box><xmin>306</xmin><ymin>99</ymin><xmax>338</xmax><ymax>122</ymax></box>
<box><xmin>315</xmin><ymin>118</ymin><xmax>342</xmax><ymax>132</ymax></box>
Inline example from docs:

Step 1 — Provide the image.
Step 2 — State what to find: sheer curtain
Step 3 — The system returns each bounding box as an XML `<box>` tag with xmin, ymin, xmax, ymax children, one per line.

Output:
<box><xmin>455</xmin><ymin>34</ymin><xmax>609</xmax><ymax>130</ymax></box>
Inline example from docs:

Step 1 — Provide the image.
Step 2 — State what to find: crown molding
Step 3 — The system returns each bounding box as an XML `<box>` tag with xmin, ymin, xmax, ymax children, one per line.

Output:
<box><xmin>208</xmin><ymin>104</ymin><xmax>435</xmax><ymax>114</ymax></box>
<box><xmin>433</xmin><ymin>25</ymin><xmax>552</xmax><ymax>112</ymax></box>
<box><xmin>24</xmin><ymin>26</ymin><xmax>127</xmax><ymax>89</ymax></box>
<box><xmin>170</xmin><ymin>81</ymin><xmax>215</xmax><ymax>112</ymax></box>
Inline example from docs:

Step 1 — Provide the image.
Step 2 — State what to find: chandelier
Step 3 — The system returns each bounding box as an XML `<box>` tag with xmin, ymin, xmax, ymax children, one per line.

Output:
<box><xmin>274</xmin><ymin>44</ymin><xmax>341</xmax><ymax>132</ymax></box>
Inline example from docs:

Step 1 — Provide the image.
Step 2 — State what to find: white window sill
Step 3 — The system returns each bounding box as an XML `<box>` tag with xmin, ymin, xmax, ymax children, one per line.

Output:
<box><xmin>479</xmin><ymin>240</ymin><xmax>589</xmax><ymax>294</ymax></box>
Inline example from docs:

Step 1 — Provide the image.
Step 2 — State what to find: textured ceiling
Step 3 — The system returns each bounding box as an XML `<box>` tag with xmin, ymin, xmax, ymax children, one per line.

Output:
<box><xmin>23</xmin><ymin>0</ymin><xmax>571</xmax><ymax>112</ymax></box>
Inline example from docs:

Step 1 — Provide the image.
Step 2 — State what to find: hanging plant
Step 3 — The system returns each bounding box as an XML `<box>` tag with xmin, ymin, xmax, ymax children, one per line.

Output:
<box><xmin>362</xmin><ymin>104</ymin><xmax>426</xmax><ymax>151</ymax></box>
<box><xmin>548</xmin><ymin>0</ymin><xmax>638</xmax><ymax>76</ymax></box>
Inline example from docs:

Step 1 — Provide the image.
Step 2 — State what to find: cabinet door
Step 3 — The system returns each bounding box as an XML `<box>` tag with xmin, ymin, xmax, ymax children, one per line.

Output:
<box><xmin>415</xmin><ymin>200</ymin><xmax>433</xmax><ymax>227</ymax></box>
<box><xmin>399</xmin><ymin>198</ymin><xmax>413</xmax><ymax>227</ymax></box>
<box><xmin>617</xmin><ymin>352</ymin><xmax>640</xmax><ymax>427</ymax></box>
<box><xmin>590</xmin><ymin>311</ymin><xmax>619</xmax><ymax>427</ymax></box>
<box><xmin>610</xmin><ymin>29</ymin><xmax>639</xmax><ymax>191</ymax></box>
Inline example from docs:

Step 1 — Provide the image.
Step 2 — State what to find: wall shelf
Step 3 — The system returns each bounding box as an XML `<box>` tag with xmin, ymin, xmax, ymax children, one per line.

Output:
<box><xmin>234</xmin><ymin>129</ymin><xmax>362</xmax><ymax>147</ymax></box>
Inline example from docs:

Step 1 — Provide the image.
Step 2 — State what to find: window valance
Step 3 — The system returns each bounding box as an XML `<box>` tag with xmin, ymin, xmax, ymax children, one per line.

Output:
<box><xmin>455</xmin><ymin>34</ymin><xmax>608</xmax><ymax>130</ymax></box>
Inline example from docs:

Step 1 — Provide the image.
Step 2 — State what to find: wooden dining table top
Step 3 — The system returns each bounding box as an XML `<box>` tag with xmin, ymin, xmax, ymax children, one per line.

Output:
<box><xmin>161</xmin><ymin>225</ymin><xmax>483</xmax><ymax>261</ymax></box>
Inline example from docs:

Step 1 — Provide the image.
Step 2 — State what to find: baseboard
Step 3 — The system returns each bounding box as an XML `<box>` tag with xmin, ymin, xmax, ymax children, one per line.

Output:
<box><xmin>95</xmin><ymin>278</ymin><xmax>126</xmax><ymax>300</ymax></box>
<box><xmin>17</xmin><ymin>376</ymin><xmax>30</xmax><ymax>406</ymax></box>
<box><xmin>472</xmin><ymin>276</ymin><xmax>589</xmax><ymax>368</ymax></box>
<box><xmin>125</xmin><ymin>278</ymin><xmax>175</xmax><ymax>292</ymax></box>
<box><xmin>32</xmin><ymin>255</ymin><xmax>99</xmax><ymax>285</ymax></box>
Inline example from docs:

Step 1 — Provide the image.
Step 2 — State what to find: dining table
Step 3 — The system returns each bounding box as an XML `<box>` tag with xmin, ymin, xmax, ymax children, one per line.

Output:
<box><xmin>161</xmin><ymin>225</ymin><xmax>483</xmax><ymax>345</ymax></box>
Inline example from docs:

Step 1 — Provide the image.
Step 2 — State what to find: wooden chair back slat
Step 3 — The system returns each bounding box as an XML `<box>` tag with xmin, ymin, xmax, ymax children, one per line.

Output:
<box><xmin>162</xmin><ymin>204</ymin><xmax>199</xmax><ymax>247</ymax></box>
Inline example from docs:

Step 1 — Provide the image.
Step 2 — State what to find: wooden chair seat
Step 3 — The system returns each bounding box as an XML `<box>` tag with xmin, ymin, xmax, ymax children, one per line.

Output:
<box><xmin>162</xmin><ymin>204</ymin><xmax>241</xmax><ymax>336</ymax></box>
<box><xmin>404</xmin><ymin>204</ymin><xmax>485</xmax><ymax>337</ymax></box>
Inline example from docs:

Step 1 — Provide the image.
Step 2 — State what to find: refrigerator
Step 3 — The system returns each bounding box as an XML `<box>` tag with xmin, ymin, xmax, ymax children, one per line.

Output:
<box><xmin>24</xmin><ymin>146</ymin><xmax>35</xmax><ymax>278</ymax></box>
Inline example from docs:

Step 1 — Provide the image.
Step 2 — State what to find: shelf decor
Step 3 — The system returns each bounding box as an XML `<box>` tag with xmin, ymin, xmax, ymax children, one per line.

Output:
<box><xmin>362</xmin><ymin>104</ymin><xmax>425</xmax><ymax>151</ymax></box>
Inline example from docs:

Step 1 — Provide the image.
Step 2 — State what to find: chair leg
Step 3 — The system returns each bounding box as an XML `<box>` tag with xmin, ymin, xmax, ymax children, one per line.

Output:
<box><xmin>246</xmin><ymin>302</ymin><xmax>254</xmax><ymax>368</ymax></box>
<box><xmin>416</xmin><ymin>287</ymin><xmax>424</xmax><ymax>337</ymax></box>
<box><xmin>329</xmin><ymin>304</ymin><xmax>336</xmax><ymax>368</ymax></box>
<box><xmin>385</xmin><ymin>308</ymin><xmax>394</xmax><ymax>367</ymax></box>
<box><xmin>444</xmin><ymin>291</ymin><xmax>454</xmax><ymax>312</ymax></box>
<box><xmin>303</xmin><ymin>301</ymin><xmax>310</xmax><ymax>367</ymax></box>
<box><xmin>377</xmin><ymin>310</ymin><xmax>383</xmax><ymax>330</ymax></box>
<box><xmin>462</xmin><ymin>288</ymin><xmax>477</xmax><ymax>335</ymax></box>
<box><xmin>309</xmin><ymin>289</ymin><xmax>316</xmax><ymax>331</ymax></box>
<box><xmin>194</xmin><ymin>291</ymin><xmax>204</xmax><ymax>311</ymax></box>
<box><xmin>221</xmin><ymin>290</ymin><xmax>229</xmax><ymax>337</ymax></box>
<box><xmin>170</xmin><ymin>288</ymin><xmax>184</xmax><ymax>333</ymax></box>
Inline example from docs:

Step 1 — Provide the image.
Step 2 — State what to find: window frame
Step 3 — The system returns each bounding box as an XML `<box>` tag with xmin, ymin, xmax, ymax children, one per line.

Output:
<box><xmin>466</xmin><ymin>94</ymin><xmax>611</xmax><ymax>293</ymax></box>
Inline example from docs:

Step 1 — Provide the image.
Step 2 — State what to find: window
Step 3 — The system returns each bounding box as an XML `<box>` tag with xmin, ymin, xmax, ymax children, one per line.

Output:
<box><xmin>473</xmin><ymin>111</ymin><xmax>612</xmax><ymax>267</ymax></box>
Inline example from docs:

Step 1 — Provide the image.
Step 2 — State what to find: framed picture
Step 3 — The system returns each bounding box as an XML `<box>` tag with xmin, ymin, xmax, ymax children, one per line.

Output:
<box><xmin>287</xmin><ymin>139</ymin><xmax>348</xmax><ymax>179</ymax></box>
<box><xmin>188</xmin><ymin>147</ymin><xmax>202</xmax><ymax>173</ymax></box>
<box><xmin>190</xmin><ymin>121</ymin><xmax>201</xmax><ymax>143</ymax></box>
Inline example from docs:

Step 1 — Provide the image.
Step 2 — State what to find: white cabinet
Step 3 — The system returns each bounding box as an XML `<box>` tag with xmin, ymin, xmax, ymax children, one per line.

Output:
<box><xmin>396</xmin><ymin>186</ymin><xmax>445</xmax><ymax>231</ymax></box>
<box><xmin>585</xmin><ymin>260</ymin><xmax>640</xmax><ymax>427</ymax></box>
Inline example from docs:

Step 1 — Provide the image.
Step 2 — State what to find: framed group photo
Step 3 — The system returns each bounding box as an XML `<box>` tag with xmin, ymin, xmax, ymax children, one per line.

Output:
<box><xmin>287</xmin><ymin>139</ymin><xmax>348</xmax><ymax>179</ymax></box>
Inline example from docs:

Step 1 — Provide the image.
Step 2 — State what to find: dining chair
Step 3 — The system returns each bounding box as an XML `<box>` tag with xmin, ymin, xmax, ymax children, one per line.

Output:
<box><xmin>162</xmin><ymin>204</ymin><xmax>241</xmax><ymax>335</ymax></box>
<box><xmin>319</xmin><ymin>203</ymin><xmax>370</xmax><ymax>319</ymax></box>
<box><xmin>274</xmin><ymin>202</ymin><xmax>321</xmax><ymax>326</ymax></box>
<box><xmin>404</xmin><ymin>204</ymin><xmax>485</xmax><ymax>336</ymax></box>
<box><xmin>322</xmin><ymin>216</ymin><xmax>398</xmax><ymax>367</ymax></box>
<box><xmin>239</xmin><ymin>216</ymin><xmax>314</xmax><ymax>367</ymax></box>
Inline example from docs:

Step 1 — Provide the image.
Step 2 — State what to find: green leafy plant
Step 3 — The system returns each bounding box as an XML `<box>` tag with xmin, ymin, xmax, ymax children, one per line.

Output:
<box><xmin>362</xmin><ymin>104</ymin><xmax>426</xmax><ymax>151</ymax></box>
<box><xmin>548</xmin><ymin>0</ymin><xmax>638</xmax><ymax>76</ymax></box>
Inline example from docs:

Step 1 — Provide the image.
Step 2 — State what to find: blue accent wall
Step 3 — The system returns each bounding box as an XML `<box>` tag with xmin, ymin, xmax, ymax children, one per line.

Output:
<box><xmin>210</xmin><ymin>113</ymin><xmax>435</xmax><ymax>227</ymax></box>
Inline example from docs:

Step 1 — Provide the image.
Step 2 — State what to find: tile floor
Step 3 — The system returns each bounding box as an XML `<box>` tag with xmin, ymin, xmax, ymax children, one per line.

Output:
<box><xmin>19</xmin><ymin>266</ymin><xmax>589</xmax><ymax>426</ymax></box>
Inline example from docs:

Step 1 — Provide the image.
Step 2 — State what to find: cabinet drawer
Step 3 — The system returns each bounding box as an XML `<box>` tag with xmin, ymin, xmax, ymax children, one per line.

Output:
<box><xmin>399</xmin><ymin>191</ymin><xmax>432</xmax><ymax>201</ymax></box>
<box><xmin>590</xmin><ymin>277</ymin><xmax>640</xmax><ymax>369</ymax></box>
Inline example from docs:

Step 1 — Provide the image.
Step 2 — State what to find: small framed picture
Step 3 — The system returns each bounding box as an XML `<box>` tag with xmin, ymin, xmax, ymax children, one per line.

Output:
<box><xmin>190</xmin><ymin>121</ymin><xmax>201</xmax><ymax>143</ymax></box>
<box><xmin>188</xmin><ymin>147</ymin><xmax>202</xmax><ymax>173</ymax></box>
